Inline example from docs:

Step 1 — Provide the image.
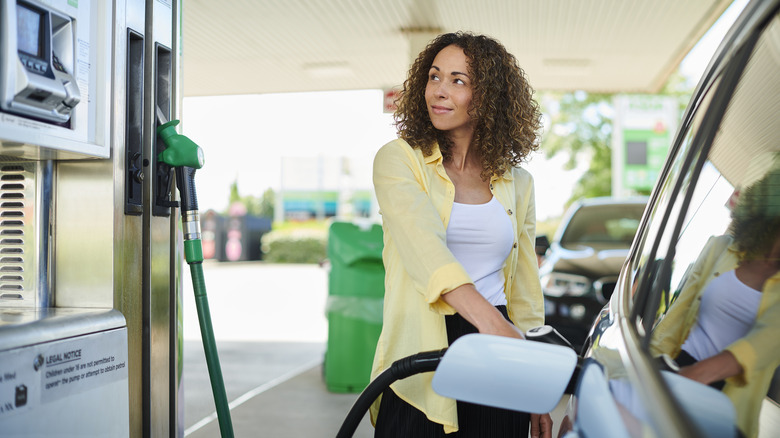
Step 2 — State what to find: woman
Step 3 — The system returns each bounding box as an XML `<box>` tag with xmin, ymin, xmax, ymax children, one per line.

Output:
<box><xmin>370</xmin><ymin>32</ymin><xmax>552</xmax><ymax>437</ymax></box>
<box><xmin>651</xmin><ymin>169</ymin><xmax>780</xmax><ymax>438</ymax></box>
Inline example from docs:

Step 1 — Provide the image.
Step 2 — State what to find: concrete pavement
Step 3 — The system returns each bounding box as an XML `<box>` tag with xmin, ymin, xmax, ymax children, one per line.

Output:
<box><xmin>180</xmin><ymin>261</ymin><xmax>374</xmax><ymax>437</ymax></box>
<box><xmin>179</xmin><ymin>260</ymin><xmax>566</xmax><ymax>438</ymax></box>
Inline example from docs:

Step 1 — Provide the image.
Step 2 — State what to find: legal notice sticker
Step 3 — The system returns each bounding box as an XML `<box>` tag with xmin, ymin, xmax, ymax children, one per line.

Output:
<box><xmin>0</xmin><ymin>327</ymin><xmax>127</xmax><ymax>419</ymax></box>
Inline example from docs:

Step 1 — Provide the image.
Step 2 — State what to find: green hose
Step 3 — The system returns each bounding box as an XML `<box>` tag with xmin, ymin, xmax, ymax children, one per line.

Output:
<box><xmin>156</xmin><ymin>115</ymin><xmax>234</xmax><ymax>437</ymax></box>
<box><xmin>188</xmin><ymin>248</ymin><xmax>234</xmax><ymax>438</ymax></box>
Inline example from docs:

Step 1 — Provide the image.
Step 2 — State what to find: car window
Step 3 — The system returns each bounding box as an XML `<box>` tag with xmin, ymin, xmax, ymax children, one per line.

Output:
<box><xmin>650</xmin><ymin>13</ymin><xmax>780</xmax><ymax>332</ymax></box>
<box><xmin>583</xmin><ymin>64</ymin><xmax>730</xmax><ymax>436</ymax></box>
<box><xmin>625</xmin><ymin>69</ymin><xmax>723</xmax><ymax>325</ymax></box>
<box><xmin>639</xmin><ymin>11</ymin><xmax>780</xmax><ymax>438</ymax></box>
<box><xmin>560</xmin><ymin>204</ymin><xmax>645</xmax><ymax>248</ymax></box>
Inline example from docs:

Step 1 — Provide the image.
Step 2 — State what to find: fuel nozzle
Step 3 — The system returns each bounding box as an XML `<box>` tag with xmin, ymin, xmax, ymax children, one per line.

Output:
<box><xmin>156</xmin><ymin>113</ymin><xmax>234</xmax><ymax>437</ymax></box>
<box><xmin>157</xmin><ymin>119</ymin><xmax>205</xmax><ymax>170</ymax></box>
<box><xmin>526</xmin><ymin>325</ymin><xmax>582</xmax><ymax>395</ymax></box>
<box><xmin>525</xmin><ymin>325</ymin><xmax>574</xmax><ymax>349</ymax></box>
<box><xmin>156</xmin><ymin>111</ymin><xmax>205</xmax><ymax>263</ymax></box>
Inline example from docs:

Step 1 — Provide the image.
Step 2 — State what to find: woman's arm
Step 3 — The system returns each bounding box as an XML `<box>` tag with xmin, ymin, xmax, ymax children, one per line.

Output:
<box><xmin>678</xmin><ymin>350</ymin><xmax>743</xmax><ymax>385</ymax></box>
<box><xmin>373</xmin><ymin>141</ymin><xmax>472</xmax><ymax>312</ymax></box>
<box><xmin>440</xmin><ymin>284</ymin><xmax>525</xmax><ymax>338</ymax></box>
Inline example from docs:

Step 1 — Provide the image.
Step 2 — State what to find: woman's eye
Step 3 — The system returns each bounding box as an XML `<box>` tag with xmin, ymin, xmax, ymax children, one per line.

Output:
<box><xmin>454</xmin><ymin>78</ymin><xmax>465</xmax><ymax>85</ymax></box>
<box><xmin>429</xmin><ymin>74</ymin><xmax>440</xmax><ymax>81</ymax></box>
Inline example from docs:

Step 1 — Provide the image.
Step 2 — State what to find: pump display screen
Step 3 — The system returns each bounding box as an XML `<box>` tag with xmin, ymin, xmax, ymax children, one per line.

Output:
<box><xmin>16</xmin><ymin>4</ymin><xmax>43</xmax><ymax>58</ymax></box>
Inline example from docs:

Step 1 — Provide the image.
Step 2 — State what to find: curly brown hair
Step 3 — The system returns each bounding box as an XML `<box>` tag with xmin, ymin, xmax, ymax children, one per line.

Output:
<box><xmin>394</xmin><ymin>32</ymin><xmax>542</xmax><ymax>180</ymax></box>
<box><xmin>729</xmin><ymin>168</ymin><xmax>780</xmax><ymax>262</ymax></box>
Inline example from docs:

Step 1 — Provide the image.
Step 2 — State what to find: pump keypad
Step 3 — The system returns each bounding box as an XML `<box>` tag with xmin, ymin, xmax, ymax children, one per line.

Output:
<box><xmin>19</xmin><ymin>53</ymin><xmax>49</xmax><ymax>76</ymax></box>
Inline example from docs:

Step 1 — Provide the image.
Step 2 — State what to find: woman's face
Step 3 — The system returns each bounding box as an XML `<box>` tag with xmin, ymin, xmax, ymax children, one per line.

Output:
<box><xmin>425</xmin><ymin>44</ymin><xmax>474</xmax><ymax>140</ymax></box>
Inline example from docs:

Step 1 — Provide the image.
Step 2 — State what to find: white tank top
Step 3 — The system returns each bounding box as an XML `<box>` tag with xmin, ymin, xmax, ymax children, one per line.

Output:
<box><xmin>446</xmin><ymin>197</ymin><xmax>514</xmax><ymax>305</ymax></box>
<box><xmin>681</xmin><ymin>269</ymin><xmax>762</xmax><ymax>360</ymax></box>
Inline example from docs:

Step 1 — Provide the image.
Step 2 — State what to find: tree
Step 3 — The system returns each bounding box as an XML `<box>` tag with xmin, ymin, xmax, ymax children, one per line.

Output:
<box><xmin>541</xmin><ymin>90</ymin><xmax>614</xmax><ymax>204</ymax></box>
<box><xmin>540</xmin><ymin>69</ymin><xmax>694</xmax><ymax>206</ymax></box>
<box><xmin>257</xmin><ymin>188</ymin><xmax>275</xmax><ymax>218</ymax></box>
<box><xmin>658</xmin><ymin>69</ymin><xmax>697</xmax><ymax>114</ymax></box>
<box><xmin>225</xmin><ymin>180</ymin><xmax>275</xmax><ymax>218</ymax></box>
<box><xmin>228</xmin><ymin>179</ymin><xmax>241</xmax><ymax>205</ymax></box>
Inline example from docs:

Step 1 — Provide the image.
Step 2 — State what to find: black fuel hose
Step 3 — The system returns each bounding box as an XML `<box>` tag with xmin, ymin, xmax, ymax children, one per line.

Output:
<box><xmin>335</xmin><ymin>325</ymin><xmax>582</xmax><ymax>437</ymax></box>
<box><xmin>335</xmin><ymin>348</ymin><xmax>447</xmax><ymax>438</ymax></box>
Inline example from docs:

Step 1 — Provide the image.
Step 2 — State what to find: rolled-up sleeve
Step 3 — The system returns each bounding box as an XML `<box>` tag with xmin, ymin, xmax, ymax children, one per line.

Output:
<box><xmin>373</xmin><ymin>140</ymin><xmax>472</xmax><ymax>313</ymax></box>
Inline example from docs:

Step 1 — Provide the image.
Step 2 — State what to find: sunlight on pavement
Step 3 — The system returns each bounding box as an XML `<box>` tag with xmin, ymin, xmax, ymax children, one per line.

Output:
<box><xmin>182</xmin><ymin>262</ymin><xmax>329</xmax><ymax>342</ymax></box>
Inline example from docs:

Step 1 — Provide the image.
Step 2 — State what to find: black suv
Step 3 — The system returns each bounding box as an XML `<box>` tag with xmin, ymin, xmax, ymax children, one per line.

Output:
<box><xmin>538</xmin><ymin>196</ymin><xmax>647</xmax><ymax>351</ymax></box>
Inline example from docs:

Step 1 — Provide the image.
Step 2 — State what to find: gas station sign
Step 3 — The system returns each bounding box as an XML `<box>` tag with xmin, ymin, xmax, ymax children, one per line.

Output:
<box><xmin>612</xmin><ymin>95</ymin><xmax>678</xmax><ymax>196</ymax></box>
<box><xmin>622</xmin><ymin>126</ymin><xmax>672</xmax><ymax>191</ymax></box>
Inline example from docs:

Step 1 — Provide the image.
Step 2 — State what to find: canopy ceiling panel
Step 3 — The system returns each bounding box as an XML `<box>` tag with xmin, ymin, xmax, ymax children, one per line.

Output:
<box><xmin>181</xmin><ymin>0</ymin><xmax>734</xmax><ymax>97</ymax></box>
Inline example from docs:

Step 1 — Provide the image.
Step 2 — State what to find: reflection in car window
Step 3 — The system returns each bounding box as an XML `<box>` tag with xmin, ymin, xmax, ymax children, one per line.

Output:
<box><xmin>594</xmin><ymin>66</ymin><xmax>725</xmax><ymax>437</ymax></box>
<box><xmin>646</xmin><ymin>14</ymin><xmax>780</xmax><ymax>438</ymax></box>
<box><xmin>626</xmin><ymin>72</ymin><xmax>723</xmax><ymax>321</ymax></box>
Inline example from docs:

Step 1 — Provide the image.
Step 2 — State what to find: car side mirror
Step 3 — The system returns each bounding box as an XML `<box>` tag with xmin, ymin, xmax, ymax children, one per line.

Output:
<box><xmin>535</xmin><ymin>235</ymin><xmax>550</xmax><ymax>256</ymax></box>
<box><xmin>431</xmin><ymin>333</ymin><xmax>578</xmax><ymax>414</ymax></box>
<box><xmin>535</xmin><ymin>235</ymin><xmax>551</xmax><ymax>266</ymax></box>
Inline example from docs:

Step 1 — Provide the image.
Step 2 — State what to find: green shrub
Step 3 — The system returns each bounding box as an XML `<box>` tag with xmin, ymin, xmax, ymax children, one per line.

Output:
<box><xmin>261</xmin><ymin>228</ymin><xmax>327</xmax><ymax>263</ymax></box>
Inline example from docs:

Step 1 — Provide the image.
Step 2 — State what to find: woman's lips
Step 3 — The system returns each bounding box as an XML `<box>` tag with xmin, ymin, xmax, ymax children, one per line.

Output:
<box><xmin>430</xmin><ymin>105</ymin><xmax>451</xmax><ymax>115</ymax></box>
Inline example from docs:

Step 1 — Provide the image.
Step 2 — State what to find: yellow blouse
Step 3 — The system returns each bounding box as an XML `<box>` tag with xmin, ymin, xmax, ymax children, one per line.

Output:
<box><xmin>369</xmin><ymin>139</ymin><xmax>544</xmax><ymax>433</ymax></box>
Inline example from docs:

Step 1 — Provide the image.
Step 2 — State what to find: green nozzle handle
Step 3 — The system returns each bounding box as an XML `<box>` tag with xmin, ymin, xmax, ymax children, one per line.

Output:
<box><xmin>157</xmin><ymin>120</ymin><xmax>205</xmax><ymax>169</ymax></box>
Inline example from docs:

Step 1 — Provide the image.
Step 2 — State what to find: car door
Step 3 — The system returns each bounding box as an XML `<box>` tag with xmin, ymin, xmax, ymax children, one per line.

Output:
<box><xmin>564</xmin><ymin>1</ymin><xmax>780</xmax><ymax>437</ymax></box>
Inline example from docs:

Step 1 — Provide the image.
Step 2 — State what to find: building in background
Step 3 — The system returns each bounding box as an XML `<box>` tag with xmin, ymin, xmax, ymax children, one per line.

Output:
<box><xmin>277</xmin><ymin>156</ymin><xmax>375</xmax><ymax>221</ymax></box>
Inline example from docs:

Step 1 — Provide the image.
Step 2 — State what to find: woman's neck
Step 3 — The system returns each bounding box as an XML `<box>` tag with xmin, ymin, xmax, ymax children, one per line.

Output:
<box><xmin>735</xmin><ymin>258</ymin><xmax>780</xmax><ymax>291</ymax></box>
<box><xmin>447</xmin><ymin>145</ymin><xmax>480</xmax><ymax>172</ymax></box>
<box><xmin>446</xmin><ymin>132</ymin><xmax>477</xmax><ymax>172</ymax></box>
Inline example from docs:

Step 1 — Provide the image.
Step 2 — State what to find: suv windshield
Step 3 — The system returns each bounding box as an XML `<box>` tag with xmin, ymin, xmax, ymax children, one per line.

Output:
<box><xmin>560</xmin><ymin>204</ymin><xmax>645</xmax><ymax>249</ymax></box>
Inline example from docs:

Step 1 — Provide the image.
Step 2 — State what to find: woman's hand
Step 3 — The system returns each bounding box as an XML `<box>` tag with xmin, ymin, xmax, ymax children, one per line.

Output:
<box><xmin>484</xmin><ymin>314</ymin><xmax>526</xmax><ymax>339</ymax></box>
<box><xmin>440</xmin><ymin>284</ymin><xmax>525</xmax><ymax>339</ymax></box>
<box><xmin>530</xmin><ymin>413</ymin><xmax>553</xmax><ymax>438</ymax></box>
<box><xmin>678</xmin><ymin>350</ymin><xmax>742</xmax><ymax>384</ymax></box>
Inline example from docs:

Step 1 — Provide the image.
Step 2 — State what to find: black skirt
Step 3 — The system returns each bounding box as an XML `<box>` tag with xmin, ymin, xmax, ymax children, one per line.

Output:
<box><xmin>374</xmin><ymin>305</ymin><xmax>530</xmax><ymax>437</ymax></box>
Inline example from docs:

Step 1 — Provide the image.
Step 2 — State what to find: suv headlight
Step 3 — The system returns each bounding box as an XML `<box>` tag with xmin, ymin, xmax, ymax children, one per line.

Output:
<box><xmin>541</xmin><ymin>272</ymin><xmax>592</xmax><ymax>297</ymax></box>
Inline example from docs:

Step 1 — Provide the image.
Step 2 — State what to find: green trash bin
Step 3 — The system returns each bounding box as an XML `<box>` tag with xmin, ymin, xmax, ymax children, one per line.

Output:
<box><xmin>324</xmin><ymin>221</ymin><xmax>385</xmax><ymax>393</ymax></box>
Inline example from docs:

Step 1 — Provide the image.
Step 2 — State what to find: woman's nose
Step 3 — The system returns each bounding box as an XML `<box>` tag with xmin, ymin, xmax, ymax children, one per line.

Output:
<box><xmin>433</xmin><ymin>82</ymin><xmax>447</xmax><ymax>98</ymax></box>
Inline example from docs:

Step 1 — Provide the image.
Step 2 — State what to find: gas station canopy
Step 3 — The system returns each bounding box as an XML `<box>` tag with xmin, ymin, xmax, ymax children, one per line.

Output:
<box><xmin>181</xmin><ymin>0</ymin><xmax>734</xmax><ymax>97</ymax></box>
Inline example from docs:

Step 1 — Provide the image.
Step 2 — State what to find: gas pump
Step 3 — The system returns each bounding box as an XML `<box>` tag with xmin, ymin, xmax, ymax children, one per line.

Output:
<box><xmin>0</xmin><ymin>0</ymin><xmax>183</xmax><ymax>436</ymax></box>
<box><xmin>1</xmin><ymin>0</ymin><xmax>81</xmax><ymax>123</ymax></box>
